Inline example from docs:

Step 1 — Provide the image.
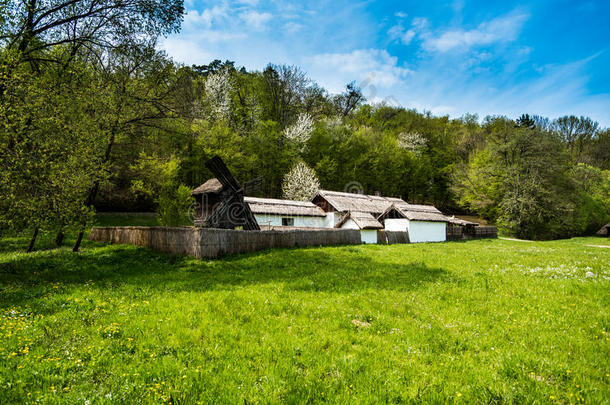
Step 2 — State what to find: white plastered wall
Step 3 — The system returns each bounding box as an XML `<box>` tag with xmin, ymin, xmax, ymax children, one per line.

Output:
<box><xmin>407</xmin><ymin>221</ymin><xmax>446</xmax><ymax>243</ymax></box>
<box><xmin>360</xmin><ymin>229</ymin><xmax>378</xmax><ymax>244</ymax></box>
<box><xmin>383</xmin><ymin>218</ymin><xmax>446</xmax><ymax>243</ymax></box>
<box><xmin>254</xmin><ymin>214</ymin><xmax>328</xmax><ymax>228</ymax></box>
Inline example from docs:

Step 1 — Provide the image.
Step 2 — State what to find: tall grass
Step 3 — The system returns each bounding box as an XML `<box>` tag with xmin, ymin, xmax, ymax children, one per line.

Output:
<box><xmin>0</xmin><ymin>236</ymin><xmax>608</xmax><ymax>403</ymax></box>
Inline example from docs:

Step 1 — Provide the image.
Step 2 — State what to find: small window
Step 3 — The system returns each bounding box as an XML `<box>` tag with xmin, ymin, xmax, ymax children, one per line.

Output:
<box><xmin>282</xmin><ymin>218</ymin><xmax>294</xmax><ymax>226</ymax></box>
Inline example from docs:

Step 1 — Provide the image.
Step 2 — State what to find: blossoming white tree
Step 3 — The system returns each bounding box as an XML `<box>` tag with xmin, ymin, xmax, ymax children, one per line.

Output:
<box><xmin>204</xmin><ymin>69</ymin><xmax>233</xmax><ymax>120</ymax></box>
<box><xmin>282</xmin><ymin>161</ymin><xmax>320</xmax><ymax>201</ymax></box>
<box><xmin>398</xmin><ymin>132</ymin><xmax>427</xmax><ymax>154</ymax></box>
<box><xmin>283</xmin><ymin>113</ymin><xmax>314</xmax><ymax>145</ymax></box>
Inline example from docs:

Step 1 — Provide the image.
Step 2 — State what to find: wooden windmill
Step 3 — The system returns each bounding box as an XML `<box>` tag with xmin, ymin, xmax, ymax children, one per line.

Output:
<box><xmin>202</xmin><ymin>156</ymin><xmax>260</xmax><ymax>230</ymax></box>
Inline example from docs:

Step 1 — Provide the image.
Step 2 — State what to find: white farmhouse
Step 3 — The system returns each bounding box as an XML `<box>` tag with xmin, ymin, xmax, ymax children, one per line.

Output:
<box><xmin>312</xmin><ymin>189</ymin><xmax>448</xmax><ymax>243</ymax></box>
<box><xmin>244</xmin><ymin>196</ymin><xmax>332</xmax><ymax>229</ymax></box>
<box><xmin>378</xmin><ymin>204</ymin><xmax>448</xmax><ymax>243</ymax></box>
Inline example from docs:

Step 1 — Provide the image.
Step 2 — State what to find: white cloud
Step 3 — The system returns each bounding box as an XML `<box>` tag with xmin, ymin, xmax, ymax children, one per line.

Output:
<box><xmin>159</xmin><ymin>3</ymin><xmax>610</xmax><ymax>126</ymax></box>
<box><xmin>305</xmin><ymin>49</ymin><xmax>412</xmax><ymax>94</ymax></box>
<box><xmin>283</xmin><ymin>21</ymin><xmax>303</xmax><ymax>33</ymax></box>
<box><xmin>388</xmin><ymin>24</ymin><xmax>416</xmax><ymax>45</ymax></box>
<box><xmin>239</xmin><ymin>10</ymin><xmax>272</xmax><ymax>30</ymax></box>
<box><xmin>184</xmin><ymin>6</ymin><xmax>228</xmax><ymax>29</ymax></box>
<box><xmin>388</xmin><ymin>17</ymin><xmax>428</xmax><ymax>46</ymax></box>
<box><xmin>421</xmin><ymin>11</ymin><xmax>529</xmax><ymax>52</ymax></box>
<box><xmin>160</xmin><ymin>38</ymin><xmax>215</xmax><ymax>64</ymax></box>
<box><xmin>375</xmin><ymin>51</ymin><xmax>610</xmax><ymax>126</ymax></box>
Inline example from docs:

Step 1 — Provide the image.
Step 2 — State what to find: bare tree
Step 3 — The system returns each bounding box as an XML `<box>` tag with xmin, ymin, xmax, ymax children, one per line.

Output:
<box><xmin>553</xmin><ymin>116</ymin><xmax>599</xmax><ymax>161</ymax></box>
<box><xmin>333</xmin><ymin>81</ymin><xmax>365</xmax><ymax>117</ymax></box>
<box><xmin>262</xmin><ymin>64</ymin><xmax>308</xmax><ymax>126</ymax></box>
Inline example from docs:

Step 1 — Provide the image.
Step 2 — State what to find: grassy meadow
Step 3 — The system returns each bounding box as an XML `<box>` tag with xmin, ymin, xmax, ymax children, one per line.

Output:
<box><xmin>0</xmin><ymin>221</ymin><xmax>609</xmax><ymax>403</ymax></box>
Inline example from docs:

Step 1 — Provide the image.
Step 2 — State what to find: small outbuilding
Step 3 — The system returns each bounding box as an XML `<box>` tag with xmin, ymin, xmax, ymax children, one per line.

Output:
<box><xmin>335</xmin><ymin>211</ymin><xmax>382</xmax><ymax>244</ymax></box>
<box><xmin>378</xmin><ymin>204</ymin><xmax>448</xmax><ymax>243</ymax></box>
<box><xmin>191</xmin><ymin>178</ymin><xmax>225</xmax><ymax>225</ymax></box>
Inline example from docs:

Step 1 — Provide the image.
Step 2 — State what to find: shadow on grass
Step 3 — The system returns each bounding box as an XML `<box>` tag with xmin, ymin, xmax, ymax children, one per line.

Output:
<box><xmin>0</xmin><ymin>237</ymin><xmax>454</xmax><ymax>310</ymax></box>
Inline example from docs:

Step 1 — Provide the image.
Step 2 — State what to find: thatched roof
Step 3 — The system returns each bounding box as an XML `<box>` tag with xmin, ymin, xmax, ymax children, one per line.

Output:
<box><xmin>315</xmin><ymin>190</ymin><xmax>406</xmax><ymax>214</ymax></box>
<box><xmin>446</xmin><ymin>216</ymin><xmax>479</xmax><ymax>226</ymax></box>
<box><xmin>597</xmin><ymin>223</ymin><xmax>610</xmax><ymax>236</ymax></box>
<box><xmin>378</xmin><ymin>204</ymin><xmax>449</xmax><ymax>223</ymax></box>
<box><xmin>244</xmin><ymin>197</ymin><xmax>326</xmax><ymax>217</ymax></box>
<box><xmin>191</xmin><ymin>178</ymin><xmax>223</xmax><ymax>195</ymax></box>
<box><xmin>336</xmin><ymin>211</ymin><xmax>383</xmax><ymax>229</ymax></box>
<box><xmin>315</xmin><ymin>189</ymin><xmax>449</xmax><ymax>222</ymax></box>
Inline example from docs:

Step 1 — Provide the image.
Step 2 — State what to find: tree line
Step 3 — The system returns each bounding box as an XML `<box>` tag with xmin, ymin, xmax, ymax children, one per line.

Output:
<box><xmin>1</xmin><ymin>1</ymin><xmax>608</xmax><ymax>252</ymax></box>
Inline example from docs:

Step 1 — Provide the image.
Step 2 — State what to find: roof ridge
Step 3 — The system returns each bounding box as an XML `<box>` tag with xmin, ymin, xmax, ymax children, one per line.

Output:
<box><xmin>244</xmin><ymin>196</ymin><xmax>318</xmax><ymax>207</ymax></box>
<box><xmin>318</xmin><ymin>189</ymin><xmax>403</xmax><ymax>201</ymax></box>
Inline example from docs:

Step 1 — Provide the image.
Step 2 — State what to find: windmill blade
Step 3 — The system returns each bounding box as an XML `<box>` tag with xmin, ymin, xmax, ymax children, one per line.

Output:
<box><xmin>207</xmin><ymin>191</ymin><xmax>260</xmax><ymax>230</ymax></box>
<box><xmin>202</xmin><ymin>156</ymin><xmax>260</xmax><ymax>230</ymax></box>
<box><xmin>205</xmin><ymin>156</ymin><xmax>240</xmax><ymax>192</ymax></box>
<box><xmin>241</xmin><ymin>200</ymin><xmax>260</xmax><ymax>230</ymax></box>
<box><xmin>243</xmin><ymin>176</ymin><xmax>263</xmax><ymax>196</ymax></box>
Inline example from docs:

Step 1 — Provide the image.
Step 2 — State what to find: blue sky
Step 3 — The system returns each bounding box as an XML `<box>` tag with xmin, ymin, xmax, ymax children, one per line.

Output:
<box><xmin>160</xmin><ymin>0</ymin><xmax>610</xmax><ymax>126</ymax></box>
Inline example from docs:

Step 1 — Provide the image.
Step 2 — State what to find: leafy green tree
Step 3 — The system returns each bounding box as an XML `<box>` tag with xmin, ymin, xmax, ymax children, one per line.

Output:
<box><xmin>553</xmin><ymin>115</ymin><xmax>599</xmax><ymax>162</ymax></box>
<box><xmin>455</xmin><ymin>118</ymin><xmax>578</xmax><ymax>239</ymax></box>
<box><xmin>0</xmin><ymin>56</ymin><xmax>107</xmax><ymax>250</ymax></box>
<box><xmin>130</xmin><ymin>154</ymin><xmax>193</xmax><ymax>226</ymax></box>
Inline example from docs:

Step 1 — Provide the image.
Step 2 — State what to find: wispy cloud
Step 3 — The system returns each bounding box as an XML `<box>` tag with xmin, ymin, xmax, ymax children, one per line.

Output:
<box><xmin>160</xmin><ymin>1</ymin><xmax>610</xmax><ymax>126</ymax></box>
<box><xmin>283</xmin><ymin>21</ymin><xmax>304</xmax><ymax>33</ymax></box>
<box><xmin>421</xmin><ymin>11</ymin><xmax>530</xmax><ymax>52</ymax></box>
<box><xmin>239</xmin><ymin>10</ymin><xmax>272</xmax><ymax>30</ymax></box>
<box><xmin>305</xmin><ymin>49</ymin><xmax>412</xmax><ymax>94</ymax></box>
<box><xmin>388</xmin><ymin>17</ymin><xmax>427</xmax><ymax>45</ymax></box>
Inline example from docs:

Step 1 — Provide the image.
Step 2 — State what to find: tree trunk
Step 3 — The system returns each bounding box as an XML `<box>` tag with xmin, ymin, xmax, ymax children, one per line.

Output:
<box><xmin>72</xmin><ymin>129</ymin><xmax>116</xmax><ymax>253</ymax></box>
<box><xmin>54</xmin><ymin>228</ymin><xmax>64</xmax><ymax>246</ymax></box>
<box><xmin>72</xmin><ymin>228</ymin><xmax>85</xmax><ymax>252</ymax></box>
<box><xmin>27</xmin><ymin>227</ymin><xmax>38</xmax><ymax>253</ymax></box>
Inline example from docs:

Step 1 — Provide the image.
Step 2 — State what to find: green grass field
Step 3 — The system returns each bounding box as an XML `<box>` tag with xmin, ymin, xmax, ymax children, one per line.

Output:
<box><xmin>0</xmin><ymin>225</ymin><xmax>609</xmax><ymax>403</ymax></box>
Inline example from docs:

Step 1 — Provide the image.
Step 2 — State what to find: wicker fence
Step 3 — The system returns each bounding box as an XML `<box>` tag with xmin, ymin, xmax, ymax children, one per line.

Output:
<box><xmin>472</xmin><ymin>226</ymin><xmax>498</xmax><ymax>238</ymax></box>
<box><xmin>379</xmin><ymin>230</ymin><xmax>410</xmax><ymax>244</ymax></box>
<box><xmin>447</xmin><ymin>225</ymin><xmax>498</xmax><ymax>240</ymax></box>
<box><xmin>88</xmin><ymin>226</ymin><xmax>361</xmax><ymax>259</ymax></box>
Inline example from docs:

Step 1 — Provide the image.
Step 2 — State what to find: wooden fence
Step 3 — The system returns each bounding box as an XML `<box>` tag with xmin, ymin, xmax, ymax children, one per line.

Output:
<box><xmin>447</xmin><ymin>225</ymin><xmax>498</xmax><ymax>240</ymax></box>
<box><xmin>88</xmin><ymin>226</ymin><xmax>361</xmax><ymax>259</ymax></box>
<box><xmin>379</xmin><ymin>230</ymin><xmax>410</xmax><ymax>244</ymax></box>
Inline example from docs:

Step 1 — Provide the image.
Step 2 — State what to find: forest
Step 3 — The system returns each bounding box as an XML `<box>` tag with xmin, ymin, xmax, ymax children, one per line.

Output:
<box><xmin>1</xmin><ymin>0</ymin><xmax>609</xmax><ymax>250</ymax></box>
